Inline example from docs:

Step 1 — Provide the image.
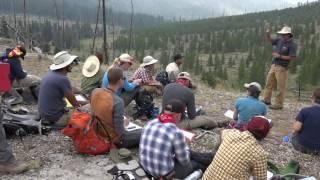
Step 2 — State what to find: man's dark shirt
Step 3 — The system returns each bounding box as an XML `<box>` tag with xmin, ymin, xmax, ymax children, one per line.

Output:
<box><xmin>271</xmin><ymin>38</ymin><xmax>297</xmax><ymax>68</ymax></box>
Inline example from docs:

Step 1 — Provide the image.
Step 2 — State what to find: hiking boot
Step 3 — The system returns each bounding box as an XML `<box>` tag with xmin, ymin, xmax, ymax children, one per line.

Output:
<box><xmin>269</xmin><ymin>105</ymin><xmax>283</xmax><ymax>110</ymax></box>
<box><xmin>261</xmin><ymin>100</ymin><xmax>271</xmax><ymax>105</ymax></box>
<box><xmin>0</xmin><ymin>160</ymin><xmax>29</xmax><ymax>174</ymax></box>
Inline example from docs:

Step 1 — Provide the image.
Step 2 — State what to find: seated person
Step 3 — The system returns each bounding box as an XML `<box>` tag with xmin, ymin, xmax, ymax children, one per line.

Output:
<box><xmin>1</xmin><ymin>46</ymin><xmax>41</xmax><ymax>104</ymax></box>
<box><xmin>162</xmin><ymin>72</ymin><xmax>217</xmax><ymax>129</ymax></box>
<box><xmin>202</xmin><ymin>116</ymin><xmax>271</xmax><ymax>180</ymax></box>
<box><xmin>139</xmin><ymin>99</ymin><xmax>213</xmax><ymax>179</ymax></box>
<box><xmin>81</xmin><ymin>52</ymin><xmax>105</xmax><ymax>96</ymax></box>
<box><xmin>91</xmin><ymin>67</ymin><xmax>141</xmax><ymax>148</ymax></box>
<box><xmin>38</xmin><ymin>51</ymin><xmax>87</xmax><ymax>127</ymax></box>
<box><xmin>102</xmin><ymin>54</ymin><xmax>141</xmax><ymax>107</ymax></box>
<box><xmin>232</xmin><ymin>82</ymin><xmax>267</xmax><ymax>129</ymax></box>
<box><xmin>292</xmin><ymin>88</ymin><xmax>320</xmax><ymax>155</ymax></box>
<box><xmin>131</xmin><ymin>56</ymin><xmax>162</xmax><ymax>95</ymax></box>
<box><xmin>166</xmin><ymin>53</ymin><xmax>184</xmax><ymax>82</ymax></box>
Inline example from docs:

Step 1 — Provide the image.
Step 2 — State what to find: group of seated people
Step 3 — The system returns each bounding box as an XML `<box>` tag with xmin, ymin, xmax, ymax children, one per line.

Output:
<box><xmin>1</xmin><ymin>46</ymin><xmax>320</xmax><ymax>178</ymax></box>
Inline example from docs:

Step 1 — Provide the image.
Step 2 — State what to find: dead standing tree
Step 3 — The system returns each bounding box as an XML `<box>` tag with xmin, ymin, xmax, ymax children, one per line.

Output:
<box><xmin>92</xmin><ymin>0</ymin><xmax>101</xmax><ymax>54</ymax></box>
<box><xmin>102</xmin><ymin>0</ymin><xmax>109</xmax><ymax>64</ymax></box>
<box><xmin>128</xmin><ymin>0</ymin><xmax>134</xmax><ymax>53</ymax></box>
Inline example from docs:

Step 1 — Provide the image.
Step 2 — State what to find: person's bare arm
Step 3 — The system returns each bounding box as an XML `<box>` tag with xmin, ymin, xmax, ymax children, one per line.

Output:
<box><xmin>65</xmin><ymin>90</ymin><xmax>80</xmax><ymax>108</ymax></box>
<box><xmin>233</xmin><ymin>109</ymin><xmax>239</xmax><ymax>121</ymax></box>
<box><xmin>292</xmin><ymin>120</ymin><xmax>303</xmax><ymax>133</ymax></box>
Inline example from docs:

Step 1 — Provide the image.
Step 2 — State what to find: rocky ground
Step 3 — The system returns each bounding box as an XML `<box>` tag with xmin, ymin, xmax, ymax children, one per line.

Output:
<box><xmin>1</xmin><ymin>56</ymin><xmax>320</xmax><ymax>179</ymax></box>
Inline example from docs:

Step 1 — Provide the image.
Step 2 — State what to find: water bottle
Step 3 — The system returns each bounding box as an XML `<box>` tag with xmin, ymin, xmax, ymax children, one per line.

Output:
<box><xmin>282</xmin><ymin>135</ymin><xmax>290</xmax><ymax>143</ymax></box>
<box><xmin>184</xmin><ymin>170</ymin><xmax>203</xmax><ymax>180</ymax></box>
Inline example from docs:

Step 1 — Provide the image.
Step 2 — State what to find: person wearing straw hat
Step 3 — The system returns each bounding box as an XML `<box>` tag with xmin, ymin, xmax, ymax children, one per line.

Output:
<box><xmin>131</xmin><ymin>55</ymin><xmax>162</xmax><ymax>95</ymax></box>
<box><xmin>38</xmin><ymin>51</ymin><xmax>88</xmax><ymax>127</ymax></box>
<box><xmin>81</xmin><ymin>52</ymin><xmax>105</xmax><ymax>95</ymax></box>
<box><xmin>262</xmin><ymin>26</ymin><xmax>297</xmax><ymax>110</ymax></box>
<box><xmin>102</xmin><ymin>53</ymin><xmax>142</xmax><ymax>107</ymax></box>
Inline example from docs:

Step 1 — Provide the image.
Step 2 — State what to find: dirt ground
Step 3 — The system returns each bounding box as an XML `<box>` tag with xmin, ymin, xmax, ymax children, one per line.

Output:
<box><xmin>1</xmin><ymin>56</ymin><xmax>320</xmax><ymax>179</ymax></box>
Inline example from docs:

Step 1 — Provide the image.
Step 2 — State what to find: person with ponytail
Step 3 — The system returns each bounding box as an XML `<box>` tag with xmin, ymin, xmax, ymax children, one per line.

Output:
<box><xmin>102</xmin><ymin>54</ymin><xmax>142</xmax><ymax>107</ymax></box>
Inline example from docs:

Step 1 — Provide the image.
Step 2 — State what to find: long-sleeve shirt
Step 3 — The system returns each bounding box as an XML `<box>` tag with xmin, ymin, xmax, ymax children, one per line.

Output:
<box><xmin>7</xmin><ymin>58</ymin><xmax>27</xmax><ymax>83</ymax></box>
<box><xmin>202</xmin><ymin>129</ymin><xmax>267</xmax><ymax>180</ymax></box>
<box><xmin>101</xmin><ymin>71</ymin><xmax>137</xmax><ymax>95</ymax></box>
<box><xmin>162</xmin><ymin>83</ymin><xmax>196</xmax><ymax>119</ymax></box>
<box><xmin>131</xmin><ymin>67</ymin><xmax>153</xmax><ymax>84</ymax></box>
<box><xmin>139</xmin><ymin>119</ymin><xmax>190</xmax><ymax>177</ymax></box>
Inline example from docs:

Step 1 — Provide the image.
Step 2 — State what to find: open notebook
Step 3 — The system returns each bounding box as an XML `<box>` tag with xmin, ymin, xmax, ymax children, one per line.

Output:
<box><xmin>180</xmin><ymin>129</ymin><xmax>195</xmax><ymax>142</ymax></box>
<box><xmin>125</xmin><ymin>122</ymin><xmax>142</xmax><ymax>132</ymax></box>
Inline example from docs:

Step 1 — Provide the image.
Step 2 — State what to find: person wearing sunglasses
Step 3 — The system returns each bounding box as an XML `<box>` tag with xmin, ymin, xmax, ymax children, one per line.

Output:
<box><xmin>102</xmin><ymin>54</ymin><xmax>142</xmax><ymax>107</ymax></box>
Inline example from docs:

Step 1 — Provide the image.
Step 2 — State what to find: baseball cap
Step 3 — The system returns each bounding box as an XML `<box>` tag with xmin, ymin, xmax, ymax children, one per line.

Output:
<box><xmin>164</xmin><ymin>99</ymin><xmax>186</xmax><ymax>114</ymax></box>
<box><xmin>244</xmin><ymin>82</ymin><xmax>262</xmax><ymax>92</ymax></box>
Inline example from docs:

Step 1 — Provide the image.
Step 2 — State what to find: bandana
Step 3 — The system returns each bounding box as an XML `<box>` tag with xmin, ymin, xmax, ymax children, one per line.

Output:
<box><xmin>176</xmin><ymin>79</ymin><xmax>189</xmax><ymax>87</ymax></box>
<box><xmin>158</xmin><ymin>113</ymin><xmax>176</xmax><ymax>124</ymax></box>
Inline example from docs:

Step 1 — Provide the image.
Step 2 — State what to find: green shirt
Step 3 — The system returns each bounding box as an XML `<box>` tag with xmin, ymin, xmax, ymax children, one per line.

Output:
<box><xmin>81</xmin><ymin>67</ymin><xmax>105</xmax><ymax>95</ymax></box>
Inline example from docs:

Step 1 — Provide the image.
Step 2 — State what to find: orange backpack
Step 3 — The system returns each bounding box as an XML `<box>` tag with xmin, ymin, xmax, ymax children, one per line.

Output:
<box><xmin>62</xmin><ymin>111</ymin><xmax>112</xmax><ymax>155</ymax></box>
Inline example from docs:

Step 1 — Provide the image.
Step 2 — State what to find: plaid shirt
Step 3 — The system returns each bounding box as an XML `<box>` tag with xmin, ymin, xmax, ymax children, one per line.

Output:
<box><xmin>139</xmin><ymin>119</ymin><xmax>190</xmax><ymax>177</ymax></box>
<box><xmin>202</xmin><ymin>129</ymin><xmax>267</xmax><ymax>180</ymax></box>
<box><xmin>132</xmin><ymin>67</ymin><xmax>153</xmax><ymax>84</ymax></box>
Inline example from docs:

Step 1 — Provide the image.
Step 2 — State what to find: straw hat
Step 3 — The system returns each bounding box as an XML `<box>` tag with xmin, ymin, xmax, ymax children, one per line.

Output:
<box><xmin>277</xmin><ymin>26</ymin><xmax>292</xmax><ymax>35</ymax></box>
<box><xmin>50</xmin><ymin>51</ymin><xmax>78</xmax><ymax>70</ymax></box>
<box><xmin>140</xmin><ymin>56</ymin><xmax>158</xmax><ymax>67</ymax></box>
<box><xmin>82</xmin><ymin>55</ymin><xmax>100</xmax><ymax>77</ymax></box>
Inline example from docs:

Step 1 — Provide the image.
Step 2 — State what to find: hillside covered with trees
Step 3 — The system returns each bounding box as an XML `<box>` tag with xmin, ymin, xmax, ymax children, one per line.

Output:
<box><xmin>114</xmin><ymin>1</ymin><xmax>320</xmax><ymax>91</ymax></box>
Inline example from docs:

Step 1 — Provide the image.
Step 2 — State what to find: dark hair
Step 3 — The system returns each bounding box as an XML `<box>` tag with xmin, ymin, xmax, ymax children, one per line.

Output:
<box><xmin>95</xmin><ymin>52</ymin><xmax>104</xmax><ymax>64</ymax></box>
<box><xmin>313</xmin><ymin>88</ymin><xmax>320</xmax><ymax>104</ymax></box>
<box><xmin>108</xmin><ymin>67</ymin><xmax>123</xmax><ymax>85</ymax></box>
<box><xmin>173</xmin><ymin>54</ymin><xmax>183</xmax><ymax>62</ymax></box>
<box><xmin>17</xmin><ymin>46</ymin><xmax>26</xmax><ymax>59</ymax></box>
<box><xmin>164</xmin><ymin>99</ymin><xmax>185</xmax><ymax>113</ymax></box>
<box><xmin>248</xmin><ymin>85</ymin><xmax>260</xmax><ymax>99</ymax></box>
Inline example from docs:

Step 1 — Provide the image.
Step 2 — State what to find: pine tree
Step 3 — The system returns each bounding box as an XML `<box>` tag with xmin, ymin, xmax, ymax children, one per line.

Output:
<box><xmin>207</xmin><ymin>52</ymin><xmax>213</xmax><ymax>66</ymax></box>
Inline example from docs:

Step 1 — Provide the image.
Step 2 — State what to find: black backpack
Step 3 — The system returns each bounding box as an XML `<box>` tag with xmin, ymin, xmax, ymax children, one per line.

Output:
<box><xmin>155</xmin><ymin>71</ymin><xmax>170</xmax><ymax>86</ymax></box>
<box><xmin>133</xmin><ymin>89</ymin><xmax>154</xmax><ymax>119</ymax></box>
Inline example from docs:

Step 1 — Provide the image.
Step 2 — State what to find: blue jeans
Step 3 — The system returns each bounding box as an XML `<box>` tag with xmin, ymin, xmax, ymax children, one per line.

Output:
<box><xmin>292</xmin><ymin>135</ymin><xmax>320</xmax><ymax>155</ymax></box>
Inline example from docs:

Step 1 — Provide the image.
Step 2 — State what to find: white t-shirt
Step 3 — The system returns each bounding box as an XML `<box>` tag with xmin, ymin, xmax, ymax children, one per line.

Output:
<box><xmin>165</xmin><ymin>62</ymin><xmax>180</xmax><ymax>82</ymax></box>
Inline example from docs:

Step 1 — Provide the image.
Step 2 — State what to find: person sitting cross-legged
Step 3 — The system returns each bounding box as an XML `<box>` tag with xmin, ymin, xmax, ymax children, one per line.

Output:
<box><xmin>139</xmin><ymin>99</ymin><xmax>213</xmax><ymax>179</ymax></box>
<box><xmin>162</xmin><ymin>72</ymin><xmax>219</xmax><ymax>129</ymax></box>
<box><xmin>291</xmin><ymin>88</ymin><xmax>320</xmax><ymax>155</ymax></box>
<box><xmin>231</xmin><ymin>82</ymin><xmax>267</xmax><ymax>130</ymax></box>
<box><xmin>202</xmin><ymin>116</ymin><xmax>271</xmax><ymax>180</ymax></box>
<box><xmin>91</xmin><ymin>67</ymin><xmax>141</xmax><ymax>148</ymax></box>
<box><xmin>38</xmin><ymin>51</ymin><xmax>88</xmax><ymax>127</ymax></box>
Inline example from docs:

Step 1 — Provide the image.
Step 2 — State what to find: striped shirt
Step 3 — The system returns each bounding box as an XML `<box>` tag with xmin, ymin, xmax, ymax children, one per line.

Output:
<box><xmin>139</xmin><ymin>119</ymin><xmax>190</xmax><ymax>177</ymax></box>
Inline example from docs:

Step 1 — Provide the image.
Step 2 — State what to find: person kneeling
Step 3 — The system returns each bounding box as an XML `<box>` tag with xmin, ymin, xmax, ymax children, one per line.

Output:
<box><xmin>139</xmin><ymin>99</ymin><xmax>213</xmax><ymax>179</ymax></box>
<box><xmin>291</xmin><ymin>88</ymin><xmax>320</xmax><ymax>155</ymax></box>
<box><xmin>91</xmin><ymin>67</ymin><xmax>141</xmax><ymax>148</ymax></box>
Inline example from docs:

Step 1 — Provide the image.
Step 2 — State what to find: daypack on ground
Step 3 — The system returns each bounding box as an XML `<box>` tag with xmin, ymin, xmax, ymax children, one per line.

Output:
<box><xmin>0</xmin><ymin>63</ymin><xmax>11</xmax><ymax>92</ymax></box>
<box><xmin>155</xmin><ymin>71</ymin><xmax>170</xmax><ymax>86</ymax></box>
<box><xmin>62</xmin><ymin>111</ymin><xmax>111</xmax><ymax>155</ymax></box>
<box><xmin>133</xmin><ymin>89</ymin><xmax>155</xmax><ymax>119</ymax></box>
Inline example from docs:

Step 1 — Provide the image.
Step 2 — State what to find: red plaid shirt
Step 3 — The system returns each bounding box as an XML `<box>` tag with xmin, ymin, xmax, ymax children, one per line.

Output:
<box><xmin>132</xmin><ymin>67</ymin><xmax>153</xmax><ymax>84</ymax></box>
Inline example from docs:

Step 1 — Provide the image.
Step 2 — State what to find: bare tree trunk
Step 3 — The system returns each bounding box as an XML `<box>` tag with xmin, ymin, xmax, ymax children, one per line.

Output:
<box><xmin>111</xmin><ymin>9</ymin><xmax>115</xmax><ymax>59</ymax></box>
<box><xmin>23</xmin><ymin>0</ymin><xmax>26</xmax><ymax>29</ymax></box>
<box><xmin>102</xmin><ymin>0</ymin><xmax>109</xmax><ymax>64</ymax></box>
<box><xmin>13</xmin><ymin>0</ymin><xmax>16</xmax><ymax>29</ymax></box>
<box><xmin>92</xmin><ymin>0</ymin><xmax>101</xmax><ymax>54</ymax></box>
<box><xmin>62</xmin><ymin>0</ymin><xmax>65</xmax><ymax>48</ymax></box>
<box><xmin>128</xmin><ymin>0</ymin><xmax>134</xmax><ymax>52</ymax></box>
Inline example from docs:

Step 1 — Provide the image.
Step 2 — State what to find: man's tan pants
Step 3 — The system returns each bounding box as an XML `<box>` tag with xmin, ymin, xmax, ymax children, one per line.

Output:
<box><xmin>263</xmin><ymin>64</ymin><xmax>288</xmax><ymax>107</ymax></box>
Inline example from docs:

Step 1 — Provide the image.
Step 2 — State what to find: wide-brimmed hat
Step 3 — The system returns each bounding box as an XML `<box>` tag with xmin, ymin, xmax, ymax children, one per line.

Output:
<box><xmin>244</xmin><ymin>82</ymin><xmax>262</xmax><ymax>92</ymax></box>
<box><xmin>82</xmin><ymin>55</ymin><xmax>100</xmax><ymax>77</ymax></box>
<box><xmin>140</xmin><ymin>56</ymin><xmax>158</xmax><ymax>67</ymax></box>
<box><xmin>277</xmin><ymin>26</ymin><xmax>292</xmax><ymax>35</ymax></box>
<box><xmin>177</xmin><ymin>72</ymin><xmax>192</xmax><ymax>82</ymax></box>
<box><xmin>50</xmin><ymin>51</ymin><xmax>78</xmax><ymax>70</ymax></box>
<box><xmin>119</xmin><ymin>53</ymin><xmax>133</xmax><ymax>64</ymax></box>
<box><xmin>109</xmin><ymin>148</ymin><xmax>133</xmax><ymax>163</ymax></box>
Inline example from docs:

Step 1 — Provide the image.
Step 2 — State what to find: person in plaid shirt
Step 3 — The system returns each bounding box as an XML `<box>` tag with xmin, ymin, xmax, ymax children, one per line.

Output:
<box><xmin>131</xmin><ymin>56</ymin><xmax>162</xmax><ymax>95</ymax></box>
<box><xmin>139</xmin><ymin>99</ymin><xmax>213</xmax><ymax>179</ymax></box>
<box><xmin>202</xmin><ymin>116</ymin><xmax>271</xmax><ymax>180</ymax></box>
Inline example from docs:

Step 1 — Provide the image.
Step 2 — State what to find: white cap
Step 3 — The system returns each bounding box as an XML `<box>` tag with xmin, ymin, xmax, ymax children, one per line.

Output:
<box><xmin>244</xmin><ymin>82</ymin><xmax>262</xmax><ymax>91</ymax></box>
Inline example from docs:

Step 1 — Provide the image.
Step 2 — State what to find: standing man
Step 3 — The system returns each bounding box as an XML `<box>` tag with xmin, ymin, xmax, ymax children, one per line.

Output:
<box><xmin>166</xmin><ymin>53</ymin><xmax>184</xmax><ymax>82</ymax></box>
<box><xmin>262</xmin><ymin>26</ymin><xmax>297</xmax><ymax>110</ymax></box>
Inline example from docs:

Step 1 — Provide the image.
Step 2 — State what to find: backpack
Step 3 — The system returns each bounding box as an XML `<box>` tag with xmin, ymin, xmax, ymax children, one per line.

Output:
<box><xmin>62</xmin><ymin>111</ymin><xmax>112</xmax><ymax>155</ymax></box>
<box><xmin>133</xmin><ymin>89</ymin><xmax>155</xmax><ymax>119</ymax></box>
<box><xmin>155</xmin><ymin>71</ymin><xmax>170</xmax><ymax>86</ymax></box>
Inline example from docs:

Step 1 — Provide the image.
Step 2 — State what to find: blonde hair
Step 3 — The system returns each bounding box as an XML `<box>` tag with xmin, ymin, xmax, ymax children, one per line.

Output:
<box><xmin>107</xmin><ymin>58</ymin><xmax>121</xmax><ymax>71</ymax></box>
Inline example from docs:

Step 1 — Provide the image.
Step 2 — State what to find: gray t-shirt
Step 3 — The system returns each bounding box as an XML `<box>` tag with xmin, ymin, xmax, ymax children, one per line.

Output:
<box><xmin>271</xmin><ymin>38</ymin><xmax>297</xmax><ymax>67</ymax></box>
<box><xmin>38</xmin><ymin>71</ymin><xmax>71</xmax><ymax>121</ymax></box>
<box><xmin>162</xmin><ymin>83</ymin><xmax>196</xmax><ymax>119</ymax></box>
